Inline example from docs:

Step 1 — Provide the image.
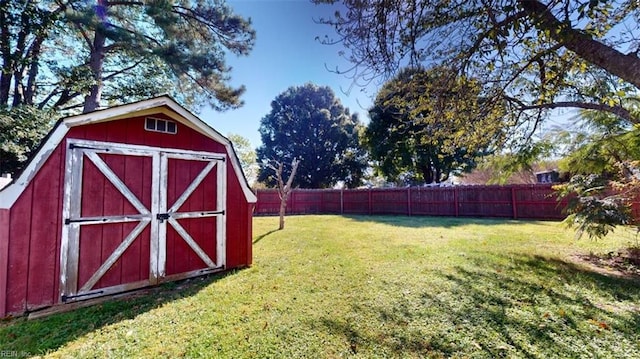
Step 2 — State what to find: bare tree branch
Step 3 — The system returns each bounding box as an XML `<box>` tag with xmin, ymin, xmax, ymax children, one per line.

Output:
<box><xmin>507</xmin><ymin>97</ymin><xmax>636</xmax><ymax>124</ymax></box>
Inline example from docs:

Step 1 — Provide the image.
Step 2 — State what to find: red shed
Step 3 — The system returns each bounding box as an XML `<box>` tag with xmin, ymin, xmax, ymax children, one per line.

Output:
<box><xmin>0</xmin><ymin>96</ymin><xmax>256</xmax><ymax>317</ymax></box>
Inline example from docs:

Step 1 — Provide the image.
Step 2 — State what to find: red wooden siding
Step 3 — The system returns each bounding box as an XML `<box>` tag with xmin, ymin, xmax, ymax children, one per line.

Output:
<box><xmin>1</xmin><ymin>112</ymin><xmax>253</xmax><ymax>317</ymax></box>
<box><xmin>76</xmin><ymin>152</ymin><xmax>153</xmax><ymax>292</ymax></box>
<box><xmin>26</xmin><ymin>142</ymin><xmax>63</xmax><ymax>311</ymax></box>
<box><xmin>225</xmin><ymin>167</ymin><xmax>252</xmax><ymax>268</ymax></box>
<box><xmin>255</xmin><ymin>185</ymin><xmax>569</xmax><ymax>220</ymax></box>
<box><xmin>165</xmin><ymin>158</ymin><xmax>218</xmax><ymax>276</ymax></box>
<box><xmin>123</xmin><ymin>154</ymin><xmax>151</xmax><ymax>283</ymax></box>
<box><xmin>4</xmin><ymin>144</ymin><xmax>65</xmax><ymax>314</ymax></box>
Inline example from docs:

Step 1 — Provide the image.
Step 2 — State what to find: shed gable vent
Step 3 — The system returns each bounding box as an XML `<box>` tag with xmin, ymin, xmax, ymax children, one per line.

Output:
<box><xmin>145</xmin><ymin>117</ymin><xmax>177</xmax><ymax>134</ymax></box>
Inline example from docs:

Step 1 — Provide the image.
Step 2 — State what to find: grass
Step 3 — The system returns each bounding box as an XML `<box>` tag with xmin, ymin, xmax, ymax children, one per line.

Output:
<box><xmin>2</xmin><ymin>215</ymin><xmax>640</xmax><ymax>358</ymax></box>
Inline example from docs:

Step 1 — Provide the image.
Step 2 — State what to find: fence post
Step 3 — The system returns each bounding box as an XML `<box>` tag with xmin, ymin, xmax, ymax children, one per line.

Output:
<box><xmin>511</xmin><ymin>186</ymin><xmax>518</xmax><ymax>219</ymax></box>
<box><xmin>368</xmin><ymin>188</ymin><xmax>372</xmax><ymax>215</ymax></box>
<box><xmin>454</xmin><ymin>187</ymin><xmax>459</xmax><ymax>217</ymax></box>
<box><xmin>407</xmin><ymin>187</ymin><xmax>412</xmax><ymax>216</ymax></box>
<box><xmin>340</xmin><ymin>188</ymin><xmax>344</xmax><ymax>214</ymax></box>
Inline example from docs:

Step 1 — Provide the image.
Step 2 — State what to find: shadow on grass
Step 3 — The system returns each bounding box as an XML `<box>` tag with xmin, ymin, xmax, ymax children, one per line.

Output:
<box><xmin>342</xmin><ymin>214</ymin><xmax>539</xmax><ymax>228</ymax></box>
<box><xmin>316</xmin><ymin>253</ymin><xmax>640</xmax><ymax>357</ymax></box>
<box><xmin>253</xmin><ymin>228</ymin><xmax>279</xmax><ymax>244</ymax></box>
<box><xmin>0</xmin><ymin>269</ymin><xmax>242</xmax><ymax>356</ymax></box>
<box><xmin>432</xmin><ymin>255</ymin><xmax>640</xmax><ymax>357</ymax></box>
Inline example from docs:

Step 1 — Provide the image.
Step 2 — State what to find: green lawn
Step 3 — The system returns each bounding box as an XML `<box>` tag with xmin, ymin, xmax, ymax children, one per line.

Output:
<box><xmin>2</xmin><ymin>215</ymin><xmax>640</xmax><ymax>358</ymax></box>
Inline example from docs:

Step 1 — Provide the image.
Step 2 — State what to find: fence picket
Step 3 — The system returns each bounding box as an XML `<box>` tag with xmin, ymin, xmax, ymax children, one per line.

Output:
<box><xmin>254</xmin><ymin>185</ymin><xmax>570</xmax><ymax>220</ymax></box>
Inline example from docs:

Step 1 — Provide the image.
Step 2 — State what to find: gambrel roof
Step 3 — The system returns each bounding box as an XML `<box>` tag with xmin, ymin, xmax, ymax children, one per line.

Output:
<box><xmin>0</xmin><ymin>96</ymin><xmax>257</xmax><ymax>209</ymax></box>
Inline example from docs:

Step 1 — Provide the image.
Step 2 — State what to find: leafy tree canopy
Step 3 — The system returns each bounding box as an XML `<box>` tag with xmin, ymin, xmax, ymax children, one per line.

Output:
<box><xmin>227</xmin><ymin>133</ymin><xmax>258</xmax><ymax>186</ymax></box>
<box><xmin>0</xmin><ymin>105</ymin><xmax>56</xmax><ymax>175</ymax></box>
<box><xmin>257</xmin><ymin>83</ymin><xmax>367</xmax><ymax>188</ymax></box>
<box><xmin>315</xmin><ymin>0</ymin><xmax>640</xmax><ymax>237</ymax></box>
<box><xmin>552</xmin><ymin>108</ymin><xmax>640</xmax><ymax>238</ymax></box>
<box><xmin>315</xmin><ymin>0</ymin><xmax>640</xmax><ymax>138</ymax></box>
<box><xmin>0</xmin><ymin>0</ymin><xmax>255</xmax><ymax>113</ymax></box>
<box><xmin>555</xmin><ymin>107</ymin><xmax>640</xmax><ymax>177</ymax></box>
<box><xmin>364</xmin><ymin>67</ymin><xmax>506</xmax><ymax>184</ymax></box>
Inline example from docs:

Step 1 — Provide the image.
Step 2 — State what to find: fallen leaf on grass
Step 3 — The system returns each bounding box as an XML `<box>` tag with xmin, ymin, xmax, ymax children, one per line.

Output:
<box><xmin>588</xmin><ymin>319</ymin><xmax>610</xmax><ymax>330</ymax></box>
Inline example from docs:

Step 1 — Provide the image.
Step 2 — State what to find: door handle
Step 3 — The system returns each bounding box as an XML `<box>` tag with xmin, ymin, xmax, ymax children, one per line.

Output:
<box><xmin>156</xmin><ymin>213</ymin><xmax>171</xmax><ymax>222</ymax></box>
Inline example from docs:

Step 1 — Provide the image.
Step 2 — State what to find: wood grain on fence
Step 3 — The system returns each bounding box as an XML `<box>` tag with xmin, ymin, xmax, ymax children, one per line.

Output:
<box><xmin>255</xmin><ymin>185</ymin><xmax>569</xmax><ymax>220</ymax></box>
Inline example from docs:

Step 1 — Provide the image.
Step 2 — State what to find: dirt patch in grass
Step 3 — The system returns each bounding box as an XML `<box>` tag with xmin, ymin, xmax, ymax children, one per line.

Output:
<box><xmin>572</xmin><ymin>247</ymin><xmax>640</xmax><ymax>281</ymax></box>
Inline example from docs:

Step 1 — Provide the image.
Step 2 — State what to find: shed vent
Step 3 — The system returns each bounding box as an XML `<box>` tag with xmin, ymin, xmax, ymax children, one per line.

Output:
<box><xmin>145</xmin><ymin>117</ymin><xmax>177</xmax><ymax>134</ymax></box>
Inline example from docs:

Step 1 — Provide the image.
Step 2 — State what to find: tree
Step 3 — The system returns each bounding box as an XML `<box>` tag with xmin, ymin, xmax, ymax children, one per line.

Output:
<box><xmin>256</xmin><ymin>83</ymin><xmax>367</xmax><ymax>188</ymax></box>
<box><xmin>315</xmin><ymin>0</ymin><xmax>640</xmax><ymax>237</ymax></box>
<box><xmin>0</xmin><ymin>0</ymin><xmax>61</xmax><ymax>108</ymax></box>
<box><xmin>0</xmin><ymin>0</ymin><xmax>255</xmax><ymax>113</ymax></box>
<box><xmin>556</xmin><ymin>108</ymin><xmax>640</xmax><ymax>177</ymax></box>
<box><xmin>268</xmin><ymin>158</ymin><xmax>300</xmax><ymax>230</ymax></box>
<box><xmin>315</xmin><ymin>0</ymin><xmax>640</xmax><ymax>132</ymax></box>
<box><xmin>227</xmin><ymin>133</ymin><xmax>258</xmax><ymax>186</ymax></box>
<box><xmin>0</xmin><ymin>105</ymin><xmax>56</xmax><ymax>175</ymax></box>
<box><xmin>555</xmin><ymin>174</ymin><xmax>637</xmax><ymax>239</ymax></box>
<box><xmin>553</xmin><ymin>107</ymin><xmax>640</xmax><ymax>238</ymax></box>
<box><xmin>364</xmin><ymin>67</ymin><xmax>505</xmax><ymax>184</ymax></box>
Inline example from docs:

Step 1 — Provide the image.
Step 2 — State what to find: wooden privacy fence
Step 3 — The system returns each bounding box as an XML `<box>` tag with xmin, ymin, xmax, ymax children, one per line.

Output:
<box><xmin>255</xmin><ymin>184</ymin><xmax>569</xmax><ymax>220</ymax></box>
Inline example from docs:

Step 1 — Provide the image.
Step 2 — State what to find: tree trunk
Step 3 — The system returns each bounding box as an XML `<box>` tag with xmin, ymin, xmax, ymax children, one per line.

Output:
<box><xmin>10</xmin><ymin>7</ymin><xmax>33</xmax><ymax>107</ymax></box>
<box><xmin>272</xmin><ymin>158</ymin><xmax>300</xmax><ymax>231</ymax></box>
<box><xmin>0</xmin><ymin>8</ymin><xmax>10</xmax><ymax>106</ymax></box>
<box><xmin>420</xmin><ymin>163</ymin><xmax>434</xmax><ymax>184</ymax></box>
<box><xmin>278</xmin><ymin>194</ymin><xmax>287</xmax><ymax>230</ymax></box>
<box><xmin>520</xmin><ymin>0</ymin><xmax>640</xmax><ymax>90</ymax></box>
<box><xmin>83</xmin><ymin>1</ymin><xmax>108</xmax><ymax>113</ymax></box>
<box><xmin>12</xmin><ymin>69</ymin><xmax>23</xmax><ymax>107</ymax></box>
<box><xmin>24</xmin><ymin>35</ymin><xmax>44</xmax><ymax>106</ymax></box>
<box><xmin>0</xmin><ymin>72</ymin><xmax>11</xmax><ymax>107</ymax></box>
<box><xmin>83</xmin><ymin>32</ymin><xmax>106</xmax><ymax>113</ymax></box>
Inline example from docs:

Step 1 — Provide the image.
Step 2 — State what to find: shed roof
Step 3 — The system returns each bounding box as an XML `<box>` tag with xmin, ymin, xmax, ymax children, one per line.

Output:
<box><xmin>0</xmin><ymin>96</ymin><xmax>257</xmax><ymax>209</ymax></box>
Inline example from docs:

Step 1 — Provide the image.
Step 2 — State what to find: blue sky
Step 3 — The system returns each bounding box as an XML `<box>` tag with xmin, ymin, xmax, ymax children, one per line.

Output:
<box><xmin>201</xmin><ymin>0</ymin><xmax>379</xmax><ymax>148</ymax></box>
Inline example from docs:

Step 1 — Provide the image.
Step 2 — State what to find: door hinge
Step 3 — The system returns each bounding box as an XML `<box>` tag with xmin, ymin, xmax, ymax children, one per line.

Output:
<box><xmin>61</xmin><ymin>290</ymin><xmax>104</xmax><ymax>302</ymax></box>
<box><xmin>69</xmin><ymin>143</ymin><xmax>110</xmax><ymax>152</ymax></box>
<box><xmin>156</xmin><ymin>213</ymin><xmax>171</xmax><ymax>222</ymax></box>
<box><xmin>201</xmin><ymin>210</ymin><xmax>225</xmax><ymax>216</ymax></box>
<box><xmin>65</xmin><ymin>217</ymin><xmax>106</xmax><ymax>225</ymax></box>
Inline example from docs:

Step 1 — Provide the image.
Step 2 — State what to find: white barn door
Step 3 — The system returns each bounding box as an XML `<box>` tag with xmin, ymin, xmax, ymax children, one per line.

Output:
<box><xmin>60</xmin><ymin>139</ymin><xmax>226</xmax><ymax>303</ymax></box>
